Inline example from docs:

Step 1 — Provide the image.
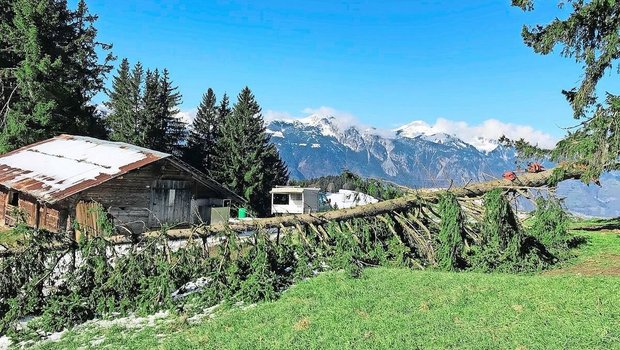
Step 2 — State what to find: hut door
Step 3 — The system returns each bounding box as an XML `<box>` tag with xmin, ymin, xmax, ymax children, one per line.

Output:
<box><xmin>149</xmin><ymin>180</ymin><xmax>192</xmax><ymax>227</ymax></box>
<box><xmin>75</xmin><ymin>201</ymin><xmax>104</xmax><ymax>240</ymax></box>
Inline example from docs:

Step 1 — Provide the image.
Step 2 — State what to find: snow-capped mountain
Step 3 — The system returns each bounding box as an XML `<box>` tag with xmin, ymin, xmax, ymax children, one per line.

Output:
<box><xmin>266</xmin><ymin>114</ymin><xmax>620</xmax><ymax>217</ymax></box>
<box><xmin>395</xmin><ymin>121</ymin><xmax>499</xmax><ymax>153</ymax></box>
<box><xmin>267</xmin><ymin>114</ymin><xmax>515</xmax><ymax>188</ymax></box>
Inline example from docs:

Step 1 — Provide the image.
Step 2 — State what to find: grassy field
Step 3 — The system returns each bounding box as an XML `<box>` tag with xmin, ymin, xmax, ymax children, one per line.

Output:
<box><xmin>29</xmin><ymin>228</ymin><xmax>620</xmax><ymax>350</ymax></box>
<box><xmin>0</xmin><ymin>228</ymin><xmax>25</xmax><ymax>249</ymax></box>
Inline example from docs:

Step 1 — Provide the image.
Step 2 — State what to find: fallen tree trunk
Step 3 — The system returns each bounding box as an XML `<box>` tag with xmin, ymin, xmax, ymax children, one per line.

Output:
<box><xmin>570</xmin><ymin>218</ymin><xmax>620</xmax><ymax>231</ymax></box>
<box><xmin>201</xmin><ymin>166</ymin><xmax>584</xmax><ymax>235</ymax></box>
<box><xmin>0</xmin><ymin>166</ymin><xmax>585</xmax><ymax>256</ymax></box>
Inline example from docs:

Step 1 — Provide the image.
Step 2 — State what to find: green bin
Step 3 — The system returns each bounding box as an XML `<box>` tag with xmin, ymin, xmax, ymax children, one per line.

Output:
<box><xmin>238</xmin><ymin>208</ymin><xmax>247</xmax><ymax>219</ymax></box>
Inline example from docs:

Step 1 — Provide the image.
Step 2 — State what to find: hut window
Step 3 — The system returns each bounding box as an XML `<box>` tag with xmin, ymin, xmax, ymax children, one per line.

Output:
<box><xmin>290</xmin><ymin>193</ymin><xmax>302</xmax><ymax>202</ymax></box>
<box><xmin>273</xmin><ymin>194</ymin><xmax>288</xmax><ymax>205</ymax></box>
<box><xmin>8</xmin><ymin>191</ymin><xmax>18</xmax><ymax>206</ymax></box>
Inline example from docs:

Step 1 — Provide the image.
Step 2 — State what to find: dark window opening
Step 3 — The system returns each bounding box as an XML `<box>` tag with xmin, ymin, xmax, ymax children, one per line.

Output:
<box><xmin>273</xmin><ymin>193</ymin><xmax>289</xmax><ymax>205</ymax></box>
<box><xmin>8</xmin><ymin>191</ymin><xmax>18</xmax><ymax>206</ymax></box>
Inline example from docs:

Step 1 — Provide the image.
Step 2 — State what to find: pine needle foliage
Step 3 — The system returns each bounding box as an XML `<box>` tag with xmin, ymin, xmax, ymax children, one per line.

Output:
<box><xmin>184</xmin><ymin>88</ymin><xmax>219</xmax><ymax>172</ymax></box>
<box><xmin>0</xmin><ymin>189</ymin><xmax>574</xmax><ymax>338</ymax></box>
<box><xmin>210</xmin><ymin>87</ymin><xmax>289</xmax><ymax>216</ymax></box>
<box><xmin>471</xmin><ymin>189</ymin><xmax>527</xmax><ymax>272</ymax></box>
<box><xmin>509</xmin><ymin>1</ymin><xmax>620</xmax><ymax>182</ymax></box>
<box><xmin>105</xmin><ymin>62</ymin><xmax>185</xmax><ymax>155</ymax></box>
<box><xmin>528</xmin><ymin>197</ymin><xmax>569</xmax><ymax>251</ymax></box>
<box><xmin>437</xmin><ymin>193</ymin><xmax>465</xmax><ymax>271</ymax></box>
<box><xmin>0</xmin><ymin>0</ymin><xmax>113</xmax><ymax>152</ymax></box>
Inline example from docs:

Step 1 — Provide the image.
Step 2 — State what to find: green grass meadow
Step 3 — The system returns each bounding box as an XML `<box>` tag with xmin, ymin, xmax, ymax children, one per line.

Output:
<box><xmin>31</xmin><ymin>229</ymin><xmax>620</xmax><ymax>350</ymax></box>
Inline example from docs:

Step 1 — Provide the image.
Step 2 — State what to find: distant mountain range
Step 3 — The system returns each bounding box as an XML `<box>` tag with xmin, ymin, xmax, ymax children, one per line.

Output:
<box><xmin>266</xmin><ymin>113</ymin><xmax>620</xmax><ymax>218</ymax></box>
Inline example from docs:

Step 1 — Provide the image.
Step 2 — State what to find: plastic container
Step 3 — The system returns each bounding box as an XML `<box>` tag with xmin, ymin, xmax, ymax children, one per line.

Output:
<box><xmin>238</xmin><ymin>208</ymin><xmax>247</xmax><ymax>219</ymax></box>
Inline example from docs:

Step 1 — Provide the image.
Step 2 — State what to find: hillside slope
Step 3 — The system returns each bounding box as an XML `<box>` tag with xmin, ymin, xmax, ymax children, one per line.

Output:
<box><xmin>30</xmin><ymin>228</ymin><xmax>620</xmax><ymax>349</ymax></box>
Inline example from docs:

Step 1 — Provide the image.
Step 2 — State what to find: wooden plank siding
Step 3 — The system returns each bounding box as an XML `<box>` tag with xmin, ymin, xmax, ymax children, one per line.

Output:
<box><xmin>0</xmin><ymin>187</ymin><xmax>60</xmax><ymax>232</ymax></box>
<box><xmin>0</xmin><ymin>188</ymin><xmax>6</xmax><ymax>222</ymax></box>
<box><xmin>73</xmin><ymin>159</ymin><xmax>219</xmax><ymax>234</ymax></box>
<box><xmin>149</xmin><ymin>180</ymin><xmax>192</xmax><ymax>227</ymax></box>
<box><xmin>0</xmin><ymin>158</ymin><xmax>237</xmax><ymax>235</ymax></box>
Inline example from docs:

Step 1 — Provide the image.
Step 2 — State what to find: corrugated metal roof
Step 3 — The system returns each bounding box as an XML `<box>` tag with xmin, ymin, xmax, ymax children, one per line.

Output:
<box><xmin>0</xmin><ymin>135</ymin><xmax>170</xmax><ymax>203</ymax></box>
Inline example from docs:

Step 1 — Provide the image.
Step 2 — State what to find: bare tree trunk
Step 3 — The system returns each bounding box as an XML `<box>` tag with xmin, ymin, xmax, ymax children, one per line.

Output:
<box><xmin>0</xmin><ymin>166</ymin><xmax>585</xmax><ymax>256</ymax></box>
<box><xmin>203</xmin><ymin>167</ymin><xmax>584</xmax><ymax>234</ymax></box>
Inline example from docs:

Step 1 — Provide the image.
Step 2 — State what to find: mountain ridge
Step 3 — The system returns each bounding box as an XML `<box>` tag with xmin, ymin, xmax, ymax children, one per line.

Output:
<box><xmin>266</xmin><ymin>114</ymin><xmax>620</xmax><ymax>217</ymax></box>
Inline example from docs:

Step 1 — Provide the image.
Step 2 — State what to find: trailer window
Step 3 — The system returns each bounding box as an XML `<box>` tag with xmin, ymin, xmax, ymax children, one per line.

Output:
<box><xmin>273</xmin><ymin>194</ymin><xmax>289</xmax><ymax>205</ymax></box>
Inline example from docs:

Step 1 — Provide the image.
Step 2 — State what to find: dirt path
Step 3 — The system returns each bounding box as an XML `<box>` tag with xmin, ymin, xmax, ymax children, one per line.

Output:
<box><xmin>545</xmin><ymin>230</ymin><xmax>620</xmax><ymax>276</ymax></box>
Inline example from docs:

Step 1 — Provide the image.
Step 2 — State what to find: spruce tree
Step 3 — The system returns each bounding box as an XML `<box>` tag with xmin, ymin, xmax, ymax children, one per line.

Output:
<box><xmin>0</xmin><ymin>0</ymin><xmax>113</xmax><ymax>152</ymax></box>
<box><xmin>184</xmin><ymin>88</ymin><xmax>218</xmax><ymax>171</ymax></box>
<box><xmin>512</xmin><ymin>1</ymin><xmax>620</xmax><ymax>181</ymax></box>
<box><xmin>212</xmin><ymin>87</ymin><xmax>289</xmax><ymax>216</ymax></box>
<box><xmin>105</xmin><ymin>59</ymin><xmax>136</xmax><ymax>143</ymax></box>
<box><xmin>218</xmin><ymin>93</ymin><xmax>231</xmax><ymax>120</ymax></box>
<box><xmin>141</xmin><ymin>68</ymin><xmax>161</xmax><ymax>147</ymax></box>
<box><xmin>157</xmin><ymin>69</ymin><xmax>185</xmax><ymax>156</ymax></box>
<box><xmin>105</xmin><ymin>63</ymin><xmax>184</xmax><ymax>155</ymax></box>
<box><xmin>106</xmin><ymin>61</ymin><xmax>145</xmax><ymax>146</ymax></box>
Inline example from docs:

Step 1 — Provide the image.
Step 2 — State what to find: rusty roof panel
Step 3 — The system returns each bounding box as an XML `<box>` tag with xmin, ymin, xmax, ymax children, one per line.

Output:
<box><xmin>0</xmin><ymin>135</ymin><xmax>170</xmax><ymax>203</ymax></box>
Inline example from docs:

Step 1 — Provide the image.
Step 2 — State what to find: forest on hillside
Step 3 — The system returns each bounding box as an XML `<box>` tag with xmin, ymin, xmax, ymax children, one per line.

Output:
<box><xmin>0</xmin><ymin>0</ymin><xmax>288</xmax><ymax>216</ymax></box>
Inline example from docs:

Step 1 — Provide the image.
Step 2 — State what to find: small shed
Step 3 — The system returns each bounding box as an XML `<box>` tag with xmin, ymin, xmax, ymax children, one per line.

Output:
<box><xmin>0</xmin><ymin>135</ymin><xmax>244</xmax><ymax>236</ymax></box>
<box><xmin>270</xmin><ymin>187</ymin><xmax>323</xmax><ymax>215</ymax></box>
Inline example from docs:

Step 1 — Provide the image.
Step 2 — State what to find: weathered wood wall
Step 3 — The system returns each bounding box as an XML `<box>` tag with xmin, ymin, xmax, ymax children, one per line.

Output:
<box><xmin>72</xmin><ymin>159</ymin><xmax>231</xmax><ymax>235</ymax></box>
<box><xmin>0</xmin><ymin>187</ymin><xmax>61</xmax><ymax>232</ymax></box>
<box><xmin>0</xmin><ymin>159</ymin><xmax>237</xmax><ymax>236</ymax></box>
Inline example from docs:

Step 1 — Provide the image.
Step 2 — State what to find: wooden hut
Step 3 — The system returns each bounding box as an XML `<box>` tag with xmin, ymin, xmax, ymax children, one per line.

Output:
<box><xmin>0</xmin><ymin>135</ymin><xmax>244</xmax><ymax>237</ymax></box>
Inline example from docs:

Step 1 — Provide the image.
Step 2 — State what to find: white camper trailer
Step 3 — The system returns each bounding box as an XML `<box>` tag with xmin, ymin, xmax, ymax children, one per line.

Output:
<box><xmin>270</xmin><ymin>187</ymin><xmax>324</xmax><ymax>215</ymax></box>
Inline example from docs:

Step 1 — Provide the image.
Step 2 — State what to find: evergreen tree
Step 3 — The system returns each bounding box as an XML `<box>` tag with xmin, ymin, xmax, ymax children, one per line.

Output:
<box><xmin>0</xmin><ymin>0</ymin><xmax>113</xmax><ymax>152</ymax></box>
<box><xmin>128</xmin><ymin>62</ymin><xmax>145</xmax><ymax>145</ymax></box>
<box><xmin>106</xmin><ymin>60</ymin><xmax>145</xmax><ymax>145</ymax></box>
<box><xmin>184</xmin><ymin>88</ymin><xmax>218</xmax><ymax>171</ymax></box>
<box><xmin>212</xmin><ymin>87</ymin><xmax>289</xmax><ymax>216</ymax></box>
<box><xmin>141</xmin><ymin>68</ymin><xmax>161</xmax><ymax>147</ymax></box>
<box><xmin>157</xmin><ymin>69</ymin><xmax>185</xmax><ymax>156</ymax></box>
<box><xmin>105</xmin><ymin>58</ymin><xmax>136</xmax><ymax>143</ymax></box>
<box><xmin>218</xmin><ymin>93</ymin><xmax>231</xmax><ymax>120</ymax></box>
<box><xmin>512</xmin><ymin>1</ymin><xmax>620</xmax><ymax>181</ymax></box>
<box><xmin>105</xmin><ymin>63</ymin><xmax>185</xmax><ymax>155</ymax></box>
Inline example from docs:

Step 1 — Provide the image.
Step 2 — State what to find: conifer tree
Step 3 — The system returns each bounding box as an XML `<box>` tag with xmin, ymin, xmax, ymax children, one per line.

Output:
<box><xmin>105</xmin><ymin>59</ymin><xmax>136</xmax><ymax>143</ymax></box>
<box><xmin>157</xmin><ymin>69</ymin><xmax>185</xmax><ymax>156</ymax></box>
<box><xmin>0</xmin><ymin>0</ymin><xmax>113</xmax><ymax>152</ymax></box>
<box><xmin>185</xmin><ymin>88</ymin><xmax>218</xmax><ymax>171</ymax></box>
<box><xmin>105</xmin><ymin>63</ymin><xmax>185</xmax><ymax>155</ymax></box>
<box><xmin>141</xmin><ymin>68</ymin><xmax>161</xmax><ymax>147</ymax></box>
<box><xmin>212</xmin><ymin>87</ymin><xmax>289</xmax><ymax>216</ymax></box>
<box><xmin>218</xmin><ymin>93</ymin><xmax>231</xmax><ymax>120</ymax></box>
<box><xmin>511</xmin><ymin>1</ymin><xmax>620</xmax><ymax>181</ymax></box>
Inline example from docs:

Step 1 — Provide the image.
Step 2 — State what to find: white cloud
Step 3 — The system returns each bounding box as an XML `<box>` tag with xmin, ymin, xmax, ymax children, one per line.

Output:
<box><xmin>175</xmin><ymin>109</ymin><xmax>197</xmax><ymax>125</ymax></box>
<box><xmin>264</xmin><ymin>110</ymin><xmax>295</xmax><ymax>123</ymax></box>
<box><xmin>265</xmin><ymin>106</ymin><xmax>559</xmax><ymax>151</ymax></box>
<box><xmin>426</xmin><ymin>118</ymin><xmax>558</xmax><ymax>150</ymax></box>
<box><xmin>301</xmin><ymin>106</ymin><xmax>361</xmax><ymax>130</ymax></box>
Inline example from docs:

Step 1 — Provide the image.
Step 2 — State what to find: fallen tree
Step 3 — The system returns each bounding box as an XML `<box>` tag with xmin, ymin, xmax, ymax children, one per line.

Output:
<box><xmin>197</xmin><ymin>166</ymin><xmax>584</xmax><ymax>235</ymax></box>
<box><xmin>0</xmin><ymin>165</ymin><xmax>585</xmax><ymax>256</ymax></box>
<box><xmin>0</xmin><ymin>167</ymin><xmax>582</xmax><ymax>335</ymax></box>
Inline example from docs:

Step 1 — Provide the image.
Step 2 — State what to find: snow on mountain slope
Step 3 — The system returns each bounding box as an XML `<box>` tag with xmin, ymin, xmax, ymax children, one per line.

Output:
<box><xmin>266</xmin><ymin>115</ymin><xmax>513</xmax><ymax>188</ymax></box>
<box><xmin>266</xmin><ymin>114</ymin><xmax>620</xmax><ymax>217</ymax></box>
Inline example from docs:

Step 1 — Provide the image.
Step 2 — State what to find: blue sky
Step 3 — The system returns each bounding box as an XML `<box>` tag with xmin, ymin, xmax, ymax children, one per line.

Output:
<box><xmin>85</xmin><ymin>1</ymin><xmax>619</xmax><ymax>145</ymax></box>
